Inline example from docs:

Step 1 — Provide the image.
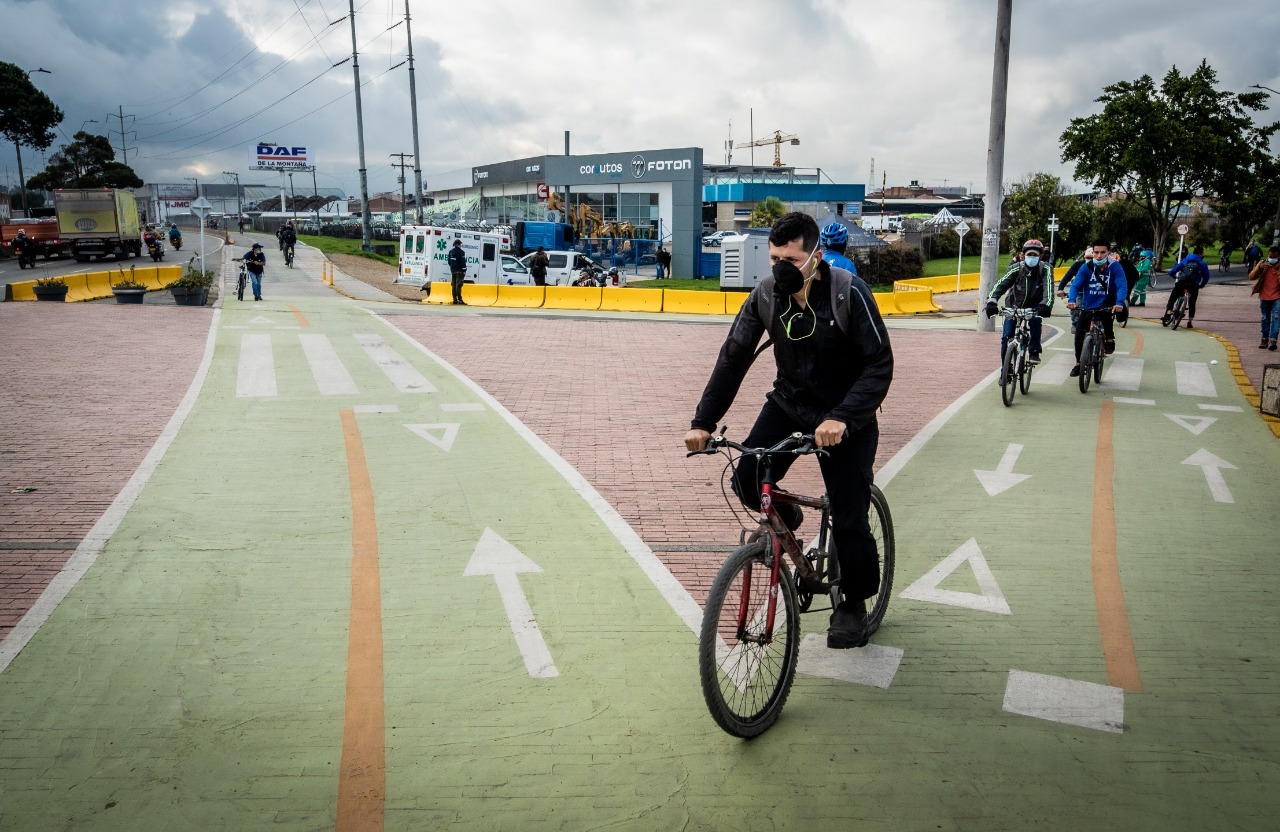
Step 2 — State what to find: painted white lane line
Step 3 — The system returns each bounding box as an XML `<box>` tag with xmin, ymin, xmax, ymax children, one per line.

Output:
<box><xmin>899</xmin><ymin>538</ymin><xmax>1011</xmax><ymax>615</ymax></box>
<box><xmin>371</xmin><ymin>311</ymin><xmax>706</xmax><ymax>637</ymax></box>
<box><xmin>353</xmin><ymin>404</ymin><xmax>400</xmax><ymax>414</ymax></box>
<box><xmin>405</xmin><ymin>423</ymin><xmax>459</xmax><ymax>452</ymax></box>
<box><xmin>974</xmin><ymin>443</ymin><xmax>1030</xmax><ymax>497</ymax></box>
<box><xmin>797</xmin><ymin>636</ymin><xmax>903</xmax><ymax>688</ymax></box>
<box><xmin>299</xmin><ymin>333</ymin><xmax>359</xmax><ymax>396</ymax></box>
<box><xmin>1198</xmin><ymin>404</ymin><xmax>1243</xmax><ymax>412</ymax></box>
<box><xmin>1101</xmin><ymin>357</ymin><xmax>1144</xmax><ymax>391</ymax></box>
<box><xmin>1113</xmin><ymin>397</ymin><xmax>1155</xmax><ymax>406</ymax></box>
<box><xmin>464</xmin><ymin>529</ymin><xmax>558</xmax><ymax>679</ymax></box>
<box><xmin>1003</xmin><ymin>670</ymin><xmax>1124</xmax><ymax>733</ymax></box>
<box><xmin>1181</xmin><ymin>449</ymin><xmax>1236</xmax><ymax>503</ymax></box>
<box><xmin>441</xmin><ymin>403</ymin><xmax>486</xmax><ymax>412</ymax></box>
<box><xmin>1175</xmin><ymin>361</ymin><xmax>1217</xmax><ymax>398</ymax></box>
<box><xmin>1032</xmin><ymin>353</ymin><xmax>1075</xmax><ymax>386</ymax></box>
<box><xmin>1164</xmin><ymin>414</ymin><xmax>1217</xmax><ymax>436</ymax></box>
<box><xmin>237</xmin><ymin>333</ymin><xmax>277</xmax><ymax>398</ymax></box>
<box><xmin>0</xmin><ymin>310</ymin><xmax>223</xmax><ymax>674</ymax></box>
<box><xmin>355</xmin><ymin>333</ymin><xmax>437</xmax><ymax>393</ymax></box>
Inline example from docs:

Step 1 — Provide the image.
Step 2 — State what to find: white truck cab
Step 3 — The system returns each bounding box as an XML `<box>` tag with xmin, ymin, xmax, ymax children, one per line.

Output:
<box><xmin>397</xmin><ymin>225</ymin><xmax>529</xmax><ymax>286</ymax></box>
<box><xmin>517</xmin><ymin>250</ymin><xmax>598</xmax><ymax>285</ymax></box>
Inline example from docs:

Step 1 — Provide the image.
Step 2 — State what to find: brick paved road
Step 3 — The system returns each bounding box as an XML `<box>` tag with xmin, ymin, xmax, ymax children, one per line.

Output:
<box><xmin>0</xmin><ymin>303</ymin><xmax>210</xmax><ymax>637</ymax></box>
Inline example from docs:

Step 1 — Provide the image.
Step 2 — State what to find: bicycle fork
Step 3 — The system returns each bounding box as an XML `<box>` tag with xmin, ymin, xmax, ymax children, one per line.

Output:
<box><xmin>738</xmin><ymin>485</ymin><xmax>787</xmax><ymax>646</ymax></box>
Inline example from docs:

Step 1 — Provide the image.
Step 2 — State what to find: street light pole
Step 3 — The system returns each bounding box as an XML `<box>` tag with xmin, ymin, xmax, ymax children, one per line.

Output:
<box><xmin>309</xmin><ymin>165</ymin><xmax>320</xmax><ymax>229</ymax></box>
<box><xmin>287</xmin><ymin>170</ymin><xmax>298</xmax><ymax>224</ymax></box>
<box><xmin>404</xmin><ymin>0</ymin><xmax>425</xmax><ymax>225</ymax></box>
<box><xmin>977</xmin><ymin>0</ymin><xmax>1013</xmax><ymax>334</ymax></box>
<box><xmin>222</xmin><ymin>171</ymin><xmax>242</xmax><ymax>226</ymax></box>
<box><xmin>347</xmin><ymin>0</ymin><xmax>373</xmax><ymax>251</ymax></box>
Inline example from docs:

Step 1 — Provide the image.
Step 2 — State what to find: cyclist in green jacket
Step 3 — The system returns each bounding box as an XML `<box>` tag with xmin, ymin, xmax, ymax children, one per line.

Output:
<box><xmin>985</xmin><ymin>239</ymin><xmax>1054</xmax><ymax>365</ymax></box>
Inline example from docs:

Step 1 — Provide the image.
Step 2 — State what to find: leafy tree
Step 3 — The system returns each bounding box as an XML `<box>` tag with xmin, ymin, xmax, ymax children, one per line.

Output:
<box><xmin>747</xmin><ymin>196</ymin><xmax>786</xmax><ymax>228</ymax></box>
<box><xmin>1060</xmin><ymin>61</ymin><xmax>1277</xmax><ymax>267</ymax></box>
<box><xmin>1216</xmin><ymin>153</ymin><xmax>1280</xmax><ymax>249</ymax></box>
<box><xmin>0</xmin><ymin>61</ymin><xmax>64</xmax><ymax>211</ymax></box>
<box><xmin>1004</xmin><ymin>172</ymin><xmax>1093</xmax><ymax>262</ymax></box>
<box><xmin>26</xmin><ymin>131</ymin><xmax>143</xmax><ymax>189</ymax></box>
<box><xmin>1090</xmin><ymin>197</ymin><xmax>1150</xmax><ymax>253</ymax></box>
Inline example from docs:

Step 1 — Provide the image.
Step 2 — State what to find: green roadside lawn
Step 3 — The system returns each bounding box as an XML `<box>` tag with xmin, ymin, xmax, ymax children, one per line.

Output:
<box><xmin>298</xmin><ymin>234</ymin><xmax>399</xmax><ymax>267</ymax></box>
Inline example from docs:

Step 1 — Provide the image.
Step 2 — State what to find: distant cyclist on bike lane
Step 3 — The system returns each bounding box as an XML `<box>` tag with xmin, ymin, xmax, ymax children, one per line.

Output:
<box><xmin>244</xmin><ymin>242</ymin><xmax>267</xmax><ymax>301</ymax></box>
<box><xmin>985</xmin><ymin>238</ymin><xmax>1054</xmax><ymax>365</ymax></box>
<box><xmin>683</xmin><ymin>212</ymin><xmax>894</xmax><ymax>650</ymax></box>
<box><xmin>1163</xmin><ymin>245</ymin><xmax>1210</xmax><ymax>329</ymax></box>
<box><xmin>281</xmin><ymin>222</ymin><xmax>297</xmax><ymax>261</ymax></box>
<box><xmin>1066</xmin><ymin>240</ymin><xmax>1127</xmax><ymax>377</ymax></box>
<box><xmin>818</xmin><ymin>221</ymin><xmax>858</xmax><ymax>275</ymax></box>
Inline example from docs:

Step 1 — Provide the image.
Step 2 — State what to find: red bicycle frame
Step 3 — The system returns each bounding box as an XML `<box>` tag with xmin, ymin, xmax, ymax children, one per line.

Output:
<box><xmin>737</xmin><ymin>482</ymin><xmax>826</xmax><ymax>644</ymax></box>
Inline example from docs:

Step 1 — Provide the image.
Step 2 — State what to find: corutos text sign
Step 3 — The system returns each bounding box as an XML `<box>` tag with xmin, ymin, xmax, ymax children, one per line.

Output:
<box><xmin>250</xmin><ymin>143</ymin><xmax>312</xmax><ymax>170</ymax></box>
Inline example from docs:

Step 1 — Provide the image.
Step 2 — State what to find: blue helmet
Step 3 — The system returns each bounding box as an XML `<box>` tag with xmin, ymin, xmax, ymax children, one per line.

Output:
<box><xmin>820</xmin><ymin>222</ymin><xmax>848</xmax><ymax>247</ymax></box>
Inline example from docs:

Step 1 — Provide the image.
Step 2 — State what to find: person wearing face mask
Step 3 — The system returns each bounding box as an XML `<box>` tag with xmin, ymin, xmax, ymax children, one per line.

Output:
<box><xmin>685</xmin><ymin>212</ymin><xmax>893</xmax><ymax>650</ymax></box>
<box><xmin>985</xmin><ymin>239</ymin><xmax>1054</xmax><ymax>365</ymax></box>
<box><xmin>1066</xmin><ymin>239</ymin><xmax>1128</xmax><ymax>376</ymax></box>
<box><xmin>1162</xmin><ymin>245</ymin><xmax>1210</xmax><ymax>329</ymax></box>
<box><xmin>1248</xmin><ymin>246</ymin><xmax>1280</xmax><ymax>351</ymax></box>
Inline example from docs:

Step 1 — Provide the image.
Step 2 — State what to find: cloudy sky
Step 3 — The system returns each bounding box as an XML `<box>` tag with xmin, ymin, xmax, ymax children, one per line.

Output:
<box><xmin>5</xmin><ymin>0</ymin><xmax>1279</xmax><ymax>198</ymax></box>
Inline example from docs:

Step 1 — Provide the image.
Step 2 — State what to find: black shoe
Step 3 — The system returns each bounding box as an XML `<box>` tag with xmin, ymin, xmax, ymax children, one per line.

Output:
<box><xmin>776</xmin><ymin>502</ymin><xmax>803</xmax><ymax>532</ymax></box>
<box><xmin>1104</xmin><ymin>338</ymin><xmax>1116</xmax><ymax>354</ymax></box>
<box><xmin>1161</xmin><ymin>314</ymin><xmax>1171</xmax><ymax>326</ymax></box>
<box><xmin>1069</xmin><ymin>365</ymin><xmax>1080</xmax><ymax>377</ymax></box>
<box><xmin>827</xmin><ymin>599</ymin><xmax>869</xmax><ymax>649</ymax></box>
<box><xmin>1185</xmin><ymin>322</ymin><xmax>1193</xmax><ymax>329</ymax></box>
<box><xmin>1028</xmin><ymin>351</ymin><xmax>1041</xmax><ymax>365</ymax></box>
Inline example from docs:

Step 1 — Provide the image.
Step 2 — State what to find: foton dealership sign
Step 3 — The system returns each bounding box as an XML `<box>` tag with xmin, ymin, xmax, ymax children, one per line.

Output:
<box><xmin>250</xmin><ymin>143</ymin><xmax>312</xmax><ymax>170</ymax></box>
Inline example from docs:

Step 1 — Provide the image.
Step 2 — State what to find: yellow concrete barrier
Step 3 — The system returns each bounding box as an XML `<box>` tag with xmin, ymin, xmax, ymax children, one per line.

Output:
<box><xmin>461</xmin><ymin>283</ymin><xmax>498</xmax><ymax>307</ymax></box>
<box><xmin>544</xmin><ymin>286</ymin><xmax>602</xmax><ymax>310</ymax></box>
<box><xmin>724</xmin><ymin>292</ymin><xmax>749</xmax><ymax>317</ymax></box>
<box><xmin>82</xmin><ymin>272</ymin><xmax>114</xmax><ymax>301</ymax></box>
<box><xmin>423</xmin><ymin>282</ymin><xmax>454</xmax><ymax>304</ymax></box>
<box><xmin>662</xmin><ymin>289</ymin><xmax>726</xmax><ymax>315</ymax></box>
<box><xmin>125</xmin><ymin>265</ymin><xmax>162</xmax><ymax>290</ymax></box>
<box><xmin>156</xmin><ymin>265</ymin><xmax>182</xmax><ymax>288</ymax></box>
<box><xmin>874</xmin><ymin>292</ymin><xmax>904</xmax><ymax>315</ymax></box>
<box><xmin>493</xmin><ymin>285</ymin><xmax>545</xmax><ymax>308</ymax></box>
<box><xmin>600</xmin><ymin>287</ymin><xmax>663</xmax><ymax>313</ymax></box>
<box><xmin>893</xmin><ymin>287</ymin><xmax>941</xmax><ymax>313</ymax></box>
<box><xmin>61</xmin><ymin>273</ymin><xmax>92</xmax><ymax>303</ymax></box>
<box><xmin>8</xmin><ymin>280</ymin><xmax>35</xmax><ymax>301</ymax></box>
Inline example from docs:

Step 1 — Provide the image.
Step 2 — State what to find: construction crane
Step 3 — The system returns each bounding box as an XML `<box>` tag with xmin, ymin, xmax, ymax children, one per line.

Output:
<box><xmin>736</xmin><ymin>130</ymin><xmax>800</xmax><ymax>167</ymax></box>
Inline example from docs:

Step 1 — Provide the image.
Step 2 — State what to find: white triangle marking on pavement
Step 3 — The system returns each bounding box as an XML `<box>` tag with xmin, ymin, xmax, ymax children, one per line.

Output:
<box><xmin>405</xmin><ymin>423</ymin><xmax>459</xmax><ymax>452</ymax></box>
<box><xmin>899</xmin><ymin>538</ymin><xmax>1011</xmax><ymax>615</ymax></box>
<box><xmin>247</xmin><ymin>315</ymin><xmax>275</xmax><ymax>325</ymax></box>
<box><xmin>1164</xmin><ymin>414</ymin><xmax>1217</xmax><ymax>436</ymax></box>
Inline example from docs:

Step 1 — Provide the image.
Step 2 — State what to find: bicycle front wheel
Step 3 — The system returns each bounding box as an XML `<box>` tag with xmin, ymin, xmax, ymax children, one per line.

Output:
<box><xmin>1171</xmin><ymin>300</ymin><xmax>1185</xmax><ymax>330</ymax></box>
<box><xmin>864</xmin><ymin>484</ymin><xmax>896</xmax><ymax>636</ymax></box>
<box><xmin>1093</xmin><ymin>344</ymin><xmax>1105</xmax><ymax>383</ymax></box>
<box><xmin>699</xmin><ymin>537</ymin><xmax>800</xmax><ymax>739</ymax></box>
<box><xmin>1078</xmin><ymin>334</ymin><xmax>1093</xmax><ymax>393</ymax></box>
<box><xmin>1000</xmin><ymin>347</ymin><xmax>1017</xmax><ymax>407</ymax></box>
<box><xmin>1018</xmin><ymin>346</ymin><xmax>1032</xmax><ymax>395</ymax></box>
<box><xmin>237</xmin><ymin>273</ymin><xmax>246</xmax><ymax>301</ymax></box>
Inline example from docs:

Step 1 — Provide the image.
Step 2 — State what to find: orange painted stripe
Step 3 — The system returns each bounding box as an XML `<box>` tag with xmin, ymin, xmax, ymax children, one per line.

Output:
<box><xmin>1130</xmin><ymin>329</ymin><xmax>1144</xmax><ymax>356</ymax></box>
<box><xmin>288</xmin><ymin>304</ymin><xmax>311</xmax><ymax>328</ymax></box>
<box><xmin>336</xmin><ymin>409</ymin><xmax>385</xmax><ymax>831</ymax></box>
<box><xmin>1091</xmin><ymin>401</ymin><xmax>1143</xmax><ymax>692</ymax></box>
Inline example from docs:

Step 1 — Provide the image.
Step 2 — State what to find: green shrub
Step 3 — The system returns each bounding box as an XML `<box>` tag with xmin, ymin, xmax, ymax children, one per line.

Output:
<box><xmin>867</xmin><ymin>242</ymin><xmax>925</xmax><ymax>283</ymax></box>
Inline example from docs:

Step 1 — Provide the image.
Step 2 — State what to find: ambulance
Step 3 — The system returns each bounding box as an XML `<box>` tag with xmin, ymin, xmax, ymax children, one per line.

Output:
<box><xmin>396</xmin><ymin>225</ymin><xmax>533</xmax><ymax>287</ymax></box>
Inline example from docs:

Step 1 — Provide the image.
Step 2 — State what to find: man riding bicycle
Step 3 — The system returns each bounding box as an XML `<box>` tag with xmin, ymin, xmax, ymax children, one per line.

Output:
<box><xmin>1163</xmin><ymin>245</ymin><xmax>1210</xmax><ymax>329</ymax></box>
<box><xmin>684</xmin><ymin>212</ymin><xmax>893</xmax><ymax>650</ymax></box>
<box><xmin>281</xmin><ymin>222</ymin><xmax>297</xmax><ymax>262</ymax></box>
<box><xmin>985</xmin><ymin>238</ymin><xmax>1054</xmax><ymax>365</ymax></box>
<box><xmin>1067</xmin><ymin>240</ymin><xmax>1128</xmax><ymax>377</ymax></box>
<box><xmin>818</xmin><ymin>221</ymin><xmax>858</xmax><ymax>275</ymax></box>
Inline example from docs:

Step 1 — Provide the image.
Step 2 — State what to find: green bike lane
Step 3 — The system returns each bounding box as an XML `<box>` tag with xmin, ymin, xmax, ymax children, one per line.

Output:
<box><xmin>1</xmin><ymin>269</ymin><xmax>1277</xmax><ymax>830</ymax></box>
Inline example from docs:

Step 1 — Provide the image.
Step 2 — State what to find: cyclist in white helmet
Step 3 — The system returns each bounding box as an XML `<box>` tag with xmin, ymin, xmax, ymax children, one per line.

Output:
<box><xmin>819</xmin><ymin>222</ymin><xmax>858</xmax><ymax>276</ymax></box>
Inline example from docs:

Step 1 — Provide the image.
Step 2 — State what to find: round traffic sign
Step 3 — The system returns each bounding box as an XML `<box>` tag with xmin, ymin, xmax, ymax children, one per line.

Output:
<box><xmin>1177</xmin><ymin>224</ymin><xmax>1189</xmax><ymax>236</ymax></box>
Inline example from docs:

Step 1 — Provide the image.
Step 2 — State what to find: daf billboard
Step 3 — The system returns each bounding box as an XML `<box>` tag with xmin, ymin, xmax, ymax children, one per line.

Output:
<box><xmin>250</xmin><ymin>142</ymin><xmax>313</xmax><ymax>170</ymax></box>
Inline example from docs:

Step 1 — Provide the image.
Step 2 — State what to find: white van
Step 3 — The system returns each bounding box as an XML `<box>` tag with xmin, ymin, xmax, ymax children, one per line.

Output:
<box><xmin>397</xmin><ymin>225</ymin><xmax>527</xmax><ymax>287</ymax></box>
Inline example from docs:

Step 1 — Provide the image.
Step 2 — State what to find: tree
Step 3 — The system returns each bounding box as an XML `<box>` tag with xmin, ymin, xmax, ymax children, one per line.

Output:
<box><xmin>747</xmin><ymin>196</ymin><xmax>786</xmax><ymax>228</ymax></box>
<box><xmin>1059</xmin><ymin>61</ymin><xmax>1277</xmax><ymax>268</ymax></box>
<box><xmin>26</xmin><ymin>131</ymin><xmax>143</xmax><ymax>189</ymax></box>
<box><xmin>0</xmin><ymin>61</ymin><xmax>64</xmax><ymax>212</ymax></box>
<box><xmin>1003</xmin><ymin>172</ymin><xmax>1093</xmax><ymax>262</ymax></box>
<box><xmin>1216</xmin><ymin>153</ymin><xmax>1280</xmax><ymax>249</ymax></box>
<box><xmin>1091</xmin><ymin>197</ymin><xmax>1150</xmax><ymax>253</ymax></box>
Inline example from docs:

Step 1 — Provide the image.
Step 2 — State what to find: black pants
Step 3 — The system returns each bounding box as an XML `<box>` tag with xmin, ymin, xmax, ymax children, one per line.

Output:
<box><xmin>451</xmin><ymin>269</ymin><xmax>466</xmax><ymax>302</ymax></box>
<box><xmin>1074</xmin><ymin>308</ymin><xmax>1114</xmax><ymax>360</ymax></box>
<box><xmin>730</xmin><ymin>398</ymin><xmax>881</xmax><ymax>600</ymax></box>
<box><xmin>1165</xmin><ymin>281</ymin><xmax>1200</xmax><ymax>319</ymax></box>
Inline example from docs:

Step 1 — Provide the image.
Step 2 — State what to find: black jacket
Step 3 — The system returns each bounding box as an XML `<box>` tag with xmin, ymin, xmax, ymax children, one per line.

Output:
<box><xmin>691</xmin><ymin>265</ymin><xmax>893</xmax><ymax>433</ymax></box>
<box><xmin>447</xmin><ymin>246</ymin><xmax>466</xmax><ymax>272</ymax></box>
<box><xmin>989</xmin><ymin>261</ymin><xmax>1053</xmax><ymax>310</ymax></box>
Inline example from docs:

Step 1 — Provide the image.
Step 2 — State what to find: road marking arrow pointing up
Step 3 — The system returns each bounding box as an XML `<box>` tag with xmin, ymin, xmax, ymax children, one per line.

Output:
<box><xmin>1181</xmin><ymin>449</ymin><xmax>1237</xmax><ymax>504</ymax></box>
<box><xmin>464</xmin><ymin>529</ymin><xmax>558</xmax><ymax>678</ymax></box>
<box><xmin>974</xmin><ymin>443</ymin><xmax>1031</xmax><ymax>496</ymax></box>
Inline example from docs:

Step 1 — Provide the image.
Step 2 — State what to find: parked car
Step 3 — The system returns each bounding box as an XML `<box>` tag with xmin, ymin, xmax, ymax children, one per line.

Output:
<box><xmin>702</xmin><ymin>231</ymin><xmax>740</xmax><ymax>247</ymax></box>
<box><xmin>501</xmin><ymin>254</ymin><xmax>531</xmax><ymax>283</ymax></box>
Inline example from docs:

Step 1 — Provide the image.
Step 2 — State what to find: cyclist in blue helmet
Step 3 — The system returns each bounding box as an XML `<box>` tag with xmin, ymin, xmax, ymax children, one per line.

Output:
<box><xmin>819</xmin><ymin>222</ymin><xmax>858</xmax><ymax>276</ymax></box>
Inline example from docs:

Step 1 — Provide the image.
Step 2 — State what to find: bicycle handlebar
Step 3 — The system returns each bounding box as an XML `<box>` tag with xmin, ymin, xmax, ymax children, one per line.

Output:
<box><xmin>686</xmin><ymin>431</ymin><xmax>827</xmax><ymax>459</ymax></box>
<box><xmin>1000</xmin><ymin>308</ymin><xmax>1039</xmax><ymax>320</ymax></box>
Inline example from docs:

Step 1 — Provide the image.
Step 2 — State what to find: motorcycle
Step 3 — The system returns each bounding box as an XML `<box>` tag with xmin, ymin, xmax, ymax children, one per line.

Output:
<box><xmin>15</xmin><ymin>247</ymin><xmax>36</xmax><ymax>269</ymax></box>
<box><xmin>169</xmin><ymin>235</ymin><xmax>182</xmax><ymax>251</ymax></box>
<box><xmin>146</xmin><ymin>238</ymin><xmax>164</xmax><ymax>262</ymax></box>
<box><xmin>572</xmin><ymin>264</ymin><xmax>605</xmax><ymax>287</ymax></box>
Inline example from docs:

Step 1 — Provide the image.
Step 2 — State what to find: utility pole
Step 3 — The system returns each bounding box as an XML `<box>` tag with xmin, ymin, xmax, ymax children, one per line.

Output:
<box><xmin>309</xmin><ymin>165</ymin><xmax>321</xmax><ymax>229</ymax></box>
<box><xmin>109</xmin><ymin>106</ymin><xmax>134</xmax><ymax>165</ymax></box>
<box><xmin>222</xmin><ymin>171</ymin><xmax>242</xmax><ymax>225</ymax></box>
<box><xmin>287</xmin><ymin>170</ymin><xmax>298</xmax><ymax>223</ymax></box>
<box><xmin>977</xmin><ymin>0</ymin><xmax>1012</xmax><ymax>334</ymax></box>
<box><xmin>348</xmin><ymin>0</ymin><xmax>373</xmax><ymax>250</ymax></box>
<box><xmin>390</xmin><ymin>152</ymin><xmax>412</xmax><ymax>226</ymax></box>
<box><xmin>404</xmin><ymin>0</ymin><xmax>425</xmax><ymax>224</ymax></box>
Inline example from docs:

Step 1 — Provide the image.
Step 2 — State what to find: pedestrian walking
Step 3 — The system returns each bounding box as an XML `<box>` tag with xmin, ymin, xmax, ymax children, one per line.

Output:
<box><xmin>244</xmin><ymin>242</ymin><xmax>267</xmax><ymax>301</ymax></box>
<box><xmin>1249</xmin><ymin>245</ymin><xmax>1280</xmax><ymax>351</ymax></box>
<box><xmin>529</xmin><ymin>245</ymin><xmax>549</xmax><ymax>287</ymax></box>
<box><xmin>1129</xmin><ymin>249</ymin><xmax>1153</xmax><ymax>306</ymax></box>
<box><xmin>447</xmin><ymin>239</ymin><xmax>468</xmax><ymax>305</ymax></box>
<box><xmin>656</xmin><ymin>243</ymin><xmax>671</xmax><ymax>279</ymax></box>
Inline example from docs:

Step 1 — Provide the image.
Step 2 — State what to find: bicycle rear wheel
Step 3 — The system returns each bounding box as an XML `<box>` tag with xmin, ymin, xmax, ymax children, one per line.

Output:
<box><xmin>699</xmin><ymin>537</ymin><xmax>800</xmax><ymax>739</ymax></box>
<box><xmin>1000</xmin><ymin>347</ymin><xmax>1017</xmax><ymax>407</ymax></box>
<box><xmin>864</xmin><ymin>484</ymin><xmax>895</xmax><ymax>636</ymax></box>
<box><xmin>1171</xmin><ymin>298</ymin><xmax>1185</xmax><ymax>330</ymax></box>
<box><xmin>237</xmin><ymin>272</ymin><xmax>246</xmax><ymax>301</ymax></box>
<box><xmin>1078</xmin><ymin>334</ymin><xmax>1093</xmax><ymax>393</ymax></box>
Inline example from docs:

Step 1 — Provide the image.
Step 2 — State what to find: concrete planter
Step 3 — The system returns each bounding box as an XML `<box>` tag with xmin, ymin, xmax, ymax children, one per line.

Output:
<box><xmin>169</xmin><ymin>286</ymin><xmax>209</xmax><ymax>306</ymax></box>
<box><xmin>33</xmin><ymin>284</ymin><xmax>69</xmax><ymax>302</ymax></box>
<box><xmin>112</xmin><ymin>287</ymin><xmax>147</xmax><ymax>304</ymax></box>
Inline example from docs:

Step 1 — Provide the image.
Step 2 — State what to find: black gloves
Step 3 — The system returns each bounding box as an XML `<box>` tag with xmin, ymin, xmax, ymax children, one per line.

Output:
<box><xmin>985</xmin><ymin>301</ymin><xmax>999</xmax><ymax>318</ymax></box>
<box><xmin>1036</xmin><ymin>304</ymin><xmax>1051</xmax><ymax>317</ymax></box>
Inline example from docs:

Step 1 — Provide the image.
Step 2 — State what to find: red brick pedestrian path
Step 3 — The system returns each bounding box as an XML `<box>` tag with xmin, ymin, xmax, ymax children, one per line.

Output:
<box><xmin>387</xmin><ymin>313</ymin><xmax>997</xmax><ymax>603</ymax></box>
<box><xmin>0</xmin><ymin>305</ymin><xmax>210</xmax><ymax>638</ymax></box>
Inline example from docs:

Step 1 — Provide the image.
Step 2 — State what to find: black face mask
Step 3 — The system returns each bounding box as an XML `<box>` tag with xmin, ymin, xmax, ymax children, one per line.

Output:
<box><xmin>772</xmin><ymin>260</ymin><xmax>806</xmax><ymax>295</ymax></box>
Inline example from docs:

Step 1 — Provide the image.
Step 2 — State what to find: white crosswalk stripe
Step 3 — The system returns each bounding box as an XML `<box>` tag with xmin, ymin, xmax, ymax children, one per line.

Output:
<box><xmin>354</xmin><ymin>333</ymin><xmax>437</xmax><ymax>393</ymax></box>
<box><xmin>1033</xmin><ymin>353</ymin><xmax>1075</xmax><ymax>385</ymax></box>
<box><xmin>1175</xmin><ymin>362</ymin><xmax>1217</xmax><ymax>398</ymax></box>
<box><xmin>299</xmin><ymin>334</ymin><xmax>359</xmax><ymax>395</ymax></box>
<box><xmin>1101</xmin><ymin>357</ymin><xmax>1144</xmax><ymax>391</ymax></box>
<box><xmin>236</xmin><ymin>334</ymin><xmax>277</xmax><ymax>398</ymax></box>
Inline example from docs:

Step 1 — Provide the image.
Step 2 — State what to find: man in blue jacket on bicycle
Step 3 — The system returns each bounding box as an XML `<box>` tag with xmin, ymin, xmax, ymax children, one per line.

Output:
<box><xmin>685</xmin><ymin>212</ymin><xmax>893</xmax><ymax>649</ymax></box>
<box><xmin>1163</xmin><ymin>246</ymin><xmax>1210</xmax><ymax>329</ymax></box>
<box><xmin>1067</xmin><ymin>240</ymin><xmax>1127</xmax><ymax>377</ymax></box>
<box><xmin>819</xmin><ymin>222</ymin><xmax>858</xmax><ymax>275</ymax></box>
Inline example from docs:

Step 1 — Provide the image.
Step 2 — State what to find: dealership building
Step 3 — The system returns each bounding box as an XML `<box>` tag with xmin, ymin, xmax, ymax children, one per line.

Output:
<box><xmin>423</xmin><ymin>146</ymin><xmax>864</xmax><ymax>278</ymax></box>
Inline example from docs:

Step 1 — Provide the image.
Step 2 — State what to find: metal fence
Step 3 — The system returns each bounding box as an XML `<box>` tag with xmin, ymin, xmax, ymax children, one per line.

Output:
<box><xmin>576</xmin><ymin>237</ymin><xmax>666</xmax><ymax>279</ymax></box>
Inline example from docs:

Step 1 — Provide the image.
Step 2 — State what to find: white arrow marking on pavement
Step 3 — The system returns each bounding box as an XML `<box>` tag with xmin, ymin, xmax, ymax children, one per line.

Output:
<box><xmin>1181</xmin><ymin>449</ymin><xmax>1237</xmax><ymax>503</ymax></box>
<box><xmin>900</xmin><ymin>538</ymin><xmax>1011</xmax><ymax>615</ymax></box>
<box><xmin>247</xmin><ymin>315</ymin><xmax>275</xmax><ymax>325</ymax></box>
<box><xmin>405</xmin><ymin>423</ymin><xmax>459</xmax><ymax>451</ymax></box>
<box><xmin>464</xmin><ymin>529</ymin><xmax>558</xmax><ymax>679</ymax></box>
<box><xmin>1164</xmin><ymin>414</ymin><xmax>1218</xmax><ymax>436</ymax></box>
<box><xmin>974</xmin><ymin>444</ymin><xmax>1031</xmax><ymax>496</ymax></box>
